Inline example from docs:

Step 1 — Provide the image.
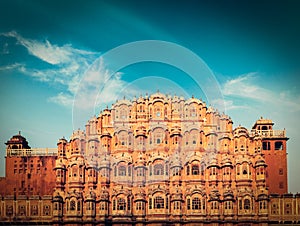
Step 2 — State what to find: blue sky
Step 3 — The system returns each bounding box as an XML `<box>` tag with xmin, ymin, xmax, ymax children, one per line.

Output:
<box><xmin>0</xmin><ymin>0</ymin><xmax>300</xmax><ymax>192</ymax></box>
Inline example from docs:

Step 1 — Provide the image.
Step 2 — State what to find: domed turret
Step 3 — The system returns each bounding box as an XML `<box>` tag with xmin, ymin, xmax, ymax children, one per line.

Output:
<box><xmin>5</xmin><ymin>131</ymin><xmax>31</xmax><ymax>150</ymax></box>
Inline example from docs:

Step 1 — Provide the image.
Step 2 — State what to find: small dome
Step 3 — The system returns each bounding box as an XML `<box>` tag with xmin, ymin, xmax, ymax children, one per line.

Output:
<box><xmin>208</xmin><ymin>157</ymin><xmax>218</xmax><ymax>167</ymax></box>
<box><xmin>170</xmin><ymin>126</ymin><xmax>181</xmax><ymax>137</ymax></box>
<box><xmin>5</xmin><ymin>132</ymin><xmax>31</xmax><ymax>149</ymax></box>
<box><xmin>255</xmin><ymin>157</ymin><xmax>266</xmax><ymax>167</ymax></box>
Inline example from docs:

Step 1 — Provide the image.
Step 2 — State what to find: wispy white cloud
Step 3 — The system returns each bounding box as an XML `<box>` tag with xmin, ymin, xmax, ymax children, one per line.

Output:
<box><xmin>0</xmin><ymin>63</ymin><xmax>23</xmax><ymax>71</ymax></box>
<box><xmin>1</xmin><ymin>31</ymin><xmax>96</xmax><ymax>65</ymax></box>
<box><xmin>222</xmin><ymin>73</ymin><xmax>300</xmax><ymax>112</ymax></box>
<box><xmin>277</xmin><ymin>90</ymin><xmax>300</xmax><ymax>112</ymax></box>
<box><xmin>73</xmin><ymin>56</ymin><xmax>141</xmax><ymax>110</ymax></box>
<box><xmin>1</xmin><ymin>31</ymin><xmax>141</xmax><ymax>109</ymax></box>
<box><xmin>48</xmin><ymin>92</ymin><xmax>74</xmax><ymax>107</ymax></box>
<box><xmin>211</xmin><ymin>98</ymin><xmax>250</xmax><ymax>112</ymax></box>
<box><xmin>223</xmin><ymin>73</ymin><xmax>274</xmax><ymax>102</ymax></box>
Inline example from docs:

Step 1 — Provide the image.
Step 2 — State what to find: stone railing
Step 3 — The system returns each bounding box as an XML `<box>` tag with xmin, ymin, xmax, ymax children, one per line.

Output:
<box><xmin>250</xmin><ymin>130</ymin><xmax>286</xmax><ymax>138</ymax></box>
<box><xmin>6</xmin><ymin>148</ymin><xmax>58</xmax><ymax>157</ymax></box>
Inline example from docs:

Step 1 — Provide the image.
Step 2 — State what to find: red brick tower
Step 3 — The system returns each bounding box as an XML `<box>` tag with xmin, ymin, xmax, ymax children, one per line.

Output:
<box><xmin>1</xmin><ymin>132</ymin><xmax>57</xmax><ymax>197</ymax></box>
<box><xmin>252</xmin><ymin>118</ymin><xmax>289</xmax><ymax>194</ymax></box>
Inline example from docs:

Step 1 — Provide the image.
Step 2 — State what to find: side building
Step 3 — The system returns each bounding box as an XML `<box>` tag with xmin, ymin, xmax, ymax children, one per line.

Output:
<box><xmin>0</xmin><ymin>133</ymin><xmax>57</xmax><ymax>223</ymax></box>
<box><xmin>0</xmin><ymin>93</ymin><xmax>299</xmax><ymax>225</ymax></box>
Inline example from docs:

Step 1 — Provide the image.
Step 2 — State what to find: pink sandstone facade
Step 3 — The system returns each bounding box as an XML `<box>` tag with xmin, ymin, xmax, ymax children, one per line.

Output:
<box><xmin>0</xmin><ymin>93</ymin><xmax>299</xmax><ymax>225</ymax></box>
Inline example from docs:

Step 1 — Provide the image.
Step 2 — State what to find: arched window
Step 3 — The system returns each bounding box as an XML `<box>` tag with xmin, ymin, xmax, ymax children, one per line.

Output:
<box><xmin>72</xmin><ymin>165</ymin><xmax>78</xmax><ymax>177</ymax></box>
<box><xmin>242</xmin><ymin>164</ymin><xmax>248</xmax><ymax>175</ymax></box>
<box><xmin>192</xmin><ymin>164</ymin><xmax>199</xmax><ymax>175</ymax></box>
<box><xmin>153</xmin><ymin>128</ymin><xmax>164</xmax><ymax>145</ymax></box>
<box><xmin>155</xmin><ymin>107</ymin><xmax>161</xmax><ymax>118</ymax></box>
<box><xmin>120</xmin><ymin>109</ymin><xmax>127</xmax><ymax>119</ymax></box>
<box><xmin>211</xmin><ymin>201</ymin><xmax>219</xmax><ymax>209</ymax></box>
<box><xmin>118</xmin><ymin>165</ymin><xmax>126</xmax><ymax>176</ymax></box>
<box><xmin>244</xmin><ymin>198</ymin><xmax>251</xmax><ymax>210</ymax></box>
<box><xmin>121</xmin><ymin>136</ymin><xmax>126</xmax><ymax>145</ymax></box>
<box><xmin>70</xmin><ymin>200</ymin><xmax>76</xmax><ymax>211</ymax></box>
<box><xmin>154</xmin><ymin>163</ymin><xmax>164</xmax><ymax>175</ymax></box>
<box><xmin>210</xmin><ymin>167</ymin><xmax>217</xmax><ymax>176</ymax></box>
<box><xmin>154</xmin><ymin>196</ymin><xmax>164</xmax><ymax>209</ymax></box>
<box><xmin>259</xmin><ymin>200</ymin><xmax>266</xmax><ymax>209</ymax></box>
<box><xmin>190</xmin><ymin>130</ymin><xmax>198</xmax><ymax>146</ymax></box>
<box><xmin>117</xmin><ymin>198</ymin><xmax>126</xmax><ymax>210</ymax></box>
<box><xmin>86</xmin><ymin>202</ymin><xmax>93</xmax><ymax>210</ymax></box>
<box><xmin>136</xmin><ymin>201</ymin><xmax>145</xmax><ymax>210</ymax></box>
<box><xmin>192</xmin><ymin>197</ymin><xmax>200</xmax><ymax>209</ymax></box>
<box><xmin>190</xmin><ymin>107</ymin><xmax>196</xmax><ymax>117</ymax></box>
<box><xmin>118</xmin><ymin>131</ymin><xmax>128</xmax><ymax>146</ymax></box>
<box><xmin>137</xmin><ymin>167</ymin><xmax>145</xmax><ymax>176</ymax></box>
<box><xmin>224</xmin><ymin>201</ymin><xmax>232</xmax><ymax>210</ymax></box>
<box><xmin>173</xmin><ymin>167</ymin><xmax>180</xmax><ymax>176</ymax></box>
<box><xmin>174</xmin><ymin>201</ymin><xmax>181</xmax><ymax>210</ymax></box>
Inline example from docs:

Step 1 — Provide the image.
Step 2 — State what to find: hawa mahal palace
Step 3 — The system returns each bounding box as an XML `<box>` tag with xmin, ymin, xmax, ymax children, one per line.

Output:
<box><xmin>0</xmin><ymin>92</ymin><xmax>299</xmax><ymax>225</ymax></box>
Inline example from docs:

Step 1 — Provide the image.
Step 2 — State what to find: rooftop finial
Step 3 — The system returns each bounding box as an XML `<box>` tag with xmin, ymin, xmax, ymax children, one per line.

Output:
<box><xmin>18</xmin><ymin>131</ymin><xmax>21</xmax><ymax>135</ymax></box>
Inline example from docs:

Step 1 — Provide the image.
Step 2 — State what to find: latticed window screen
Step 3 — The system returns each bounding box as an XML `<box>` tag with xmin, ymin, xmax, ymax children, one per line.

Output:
<box><xmin>154</xmin><ymin>196</ymin><xmax>164</xmax><ymax>209</ymax></box>
<box><xmin>192</xmin><ymin>197</ymin><xmax>200</xmax><ymax>209</ymax></box>
<box><xmin>117</xmin><ymin>198</ymin><xmax>126</xmax><ymax>210</ymax></box>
